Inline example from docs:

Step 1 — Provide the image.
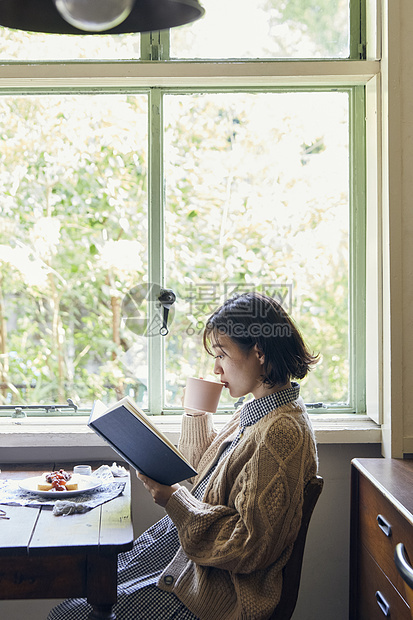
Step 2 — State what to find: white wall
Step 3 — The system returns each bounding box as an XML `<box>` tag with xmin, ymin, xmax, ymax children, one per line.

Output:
<box><xmin>0</xmin><ymin>441</ymin><xmax>381</xmax><ymax>620</ymax></box>
<box><xmin>381</xmin><ymin>0</ymin><xmax>413</xmax><ymax>456</ymax></box>
<box><xmin>399</xmin><ymin>0</ymin><xmax>413</xmax><ymax>448</ymax></box>
<box><xmin>293</xmin><ymin>443</ymin><xmax>381</xmax><ymax>619</ymax></box>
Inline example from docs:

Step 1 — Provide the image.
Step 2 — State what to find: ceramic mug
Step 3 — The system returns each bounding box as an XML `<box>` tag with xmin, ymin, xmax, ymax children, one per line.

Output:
<box><xmin>183</xmin><ymin>377</ymin><xmax>224</xmax><ymax>414</ymax></box>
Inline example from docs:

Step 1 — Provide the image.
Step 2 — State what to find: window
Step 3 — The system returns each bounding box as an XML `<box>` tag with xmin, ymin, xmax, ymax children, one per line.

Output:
<box><xmin>0</xmin><ymin>93</ymin><xmax>148</xmax><ymax>411</ymax></box>
<box><xmin>170</xmin><ymin>0</ymin><xmax>353</xmax><ymax>59</ymax></box>
<box><xmin>0</xmin><ymin>0</ymin><xmax>368</xmax><ymax>417</ymax></box>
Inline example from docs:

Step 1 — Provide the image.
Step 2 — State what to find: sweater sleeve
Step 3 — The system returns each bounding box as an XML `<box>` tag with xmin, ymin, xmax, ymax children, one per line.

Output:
<box><xmin>178</xmin><ymin>412</ymin><xmax>218</xmax><ymax>469</ymax></box>
<box><xmin>166</xmin><ymin>414</ymin><xmax>312</xmax><ymax>575</ymax></box>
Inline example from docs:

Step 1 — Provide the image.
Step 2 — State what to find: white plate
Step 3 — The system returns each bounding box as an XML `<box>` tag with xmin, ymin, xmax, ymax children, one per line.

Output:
<box><xmin>18</xmin><ymin>474</ymin><xmax>102</xmax><ymax>498</ymax></box>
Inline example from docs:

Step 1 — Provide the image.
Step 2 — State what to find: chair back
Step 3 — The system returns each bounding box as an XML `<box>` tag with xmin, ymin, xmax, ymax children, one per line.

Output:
<box><xmin>270</xmin><ymin>475</ymin><xmax>324</xmax><ymax>620</ymax></box>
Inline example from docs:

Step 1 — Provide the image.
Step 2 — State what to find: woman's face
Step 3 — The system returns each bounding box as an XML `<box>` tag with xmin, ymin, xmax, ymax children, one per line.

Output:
<box><xmin>211</xmin><ymin>334</ymin><xmax>265</xmax><ymax>399</ymax></box>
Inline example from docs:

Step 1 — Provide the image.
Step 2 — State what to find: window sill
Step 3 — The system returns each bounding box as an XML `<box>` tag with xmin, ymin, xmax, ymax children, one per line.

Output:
<box><xmin>0</xmin><ymin>413</ymin><xmax>381</xmax><ymax>448</ymax></box>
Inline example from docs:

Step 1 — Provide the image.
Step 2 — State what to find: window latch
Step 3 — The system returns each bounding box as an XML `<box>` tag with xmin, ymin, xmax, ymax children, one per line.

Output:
<box><xmin>157</xmin><ymin>288</ymin><xmax>176</xmax><ymax>336</ymax></box>
<box><xmin>0</xmin><ymin>398</ymin><xmax>78</xmax><ymax>415</ymax></box>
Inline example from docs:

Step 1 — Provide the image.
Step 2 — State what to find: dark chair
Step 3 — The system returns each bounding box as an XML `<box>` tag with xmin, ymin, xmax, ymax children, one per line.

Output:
<box><xmin>270</xmin><ymin>475</ymin><xmax>324</xmax><ymax>620</ymax></box>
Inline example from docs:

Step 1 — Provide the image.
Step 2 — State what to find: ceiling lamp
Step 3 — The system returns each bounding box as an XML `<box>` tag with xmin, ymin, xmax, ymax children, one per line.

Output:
<box><xmin>55</xmin><ymin>0</ymin><xmax>136</xmax><ymax>32</ymax></box>
<box><xmin>0</xmin><ymin>0</ymin><xmax>205</xmax><ymax>34</ymax></box>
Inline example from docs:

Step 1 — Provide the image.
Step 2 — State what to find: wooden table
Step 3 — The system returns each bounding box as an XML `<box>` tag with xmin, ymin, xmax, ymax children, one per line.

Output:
<box><xmin>0</xmin><ymin>463</ymin><xmax>134</xmax><ymax>620</ymax></box>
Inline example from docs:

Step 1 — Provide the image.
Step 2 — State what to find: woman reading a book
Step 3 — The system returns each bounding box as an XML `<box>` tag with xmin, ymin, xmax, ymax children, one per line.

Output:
<box><xmin>48</xmin><ymin>291</ymin><xmax>318</xmax><ymax>620</ymax></box>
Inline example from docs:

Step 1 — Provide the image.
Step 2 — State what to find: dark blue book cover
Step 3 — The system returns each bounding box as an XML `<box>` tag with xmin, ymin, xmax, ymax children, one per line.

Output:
<box><xmin>89</xmin><ymin>399</ymin><xmax>197</xmax><ymax>485</ymax></box>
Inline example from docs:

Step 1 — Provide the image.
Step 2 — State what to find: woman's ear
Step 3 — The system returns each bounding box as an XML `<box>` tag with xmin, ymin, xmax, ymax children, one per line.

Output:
<box><xmin>253</xmin><ymin>344</ymin><xmax>265</xmax><ymax>365</ymax></box>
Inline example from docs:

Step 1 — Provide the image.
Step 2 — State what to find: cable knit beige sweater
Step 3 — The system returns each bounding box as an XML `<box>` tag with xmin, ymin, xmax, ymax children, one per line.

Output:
<box><xmin>159</xmin><ymin>396</ymin><xmax>318</xmax><ymax>620</ymax></box>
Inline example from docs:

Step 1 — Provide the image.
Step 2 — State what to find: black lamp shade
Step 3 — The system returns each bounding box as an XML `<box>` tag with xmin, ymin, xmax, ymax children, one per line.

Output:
<box><xmin>0</xmin><ymin>0</ymin><xmax>205</xmax><ymax>34</ymax></box>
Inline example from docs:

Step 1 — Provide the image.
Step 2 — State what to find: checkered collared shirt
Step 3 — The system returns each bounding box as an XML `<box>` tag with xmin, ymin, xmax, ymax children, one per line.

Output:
<box><xmin>193</xmin><ymin>381</ymin><xmax>301</xmax><ymax>498</ymax></box>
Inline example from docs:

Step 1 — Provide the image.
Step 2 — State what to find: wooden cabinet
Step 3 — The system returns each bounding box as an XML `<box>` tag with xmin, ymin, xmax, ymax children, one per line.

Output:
<box><xmin>350</xmin><ymin>458</ymin><xmax>413</xmax><ymax>619</ymax></box>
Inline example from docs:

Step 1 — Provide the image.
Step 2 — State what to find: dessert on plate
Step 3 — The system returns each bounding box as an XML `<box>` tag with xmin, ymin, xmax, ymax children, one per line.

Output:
<box><xmin>37</xmin><ymin>468</ymin><xmax>78</xmax><ymax>491</ymax></box>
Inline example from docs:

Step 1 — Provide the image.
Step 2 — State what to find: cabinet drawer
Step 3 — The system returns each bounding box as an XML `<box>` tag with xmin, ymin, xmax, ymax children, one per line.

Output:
<box><xmin>358</xmin><ymin>543</ymin><xmax>411</xmax><ymax>620</ymax></box>
<box><xmin>358</xmin><ymin>473</ymin><xmax>413</xmax><ymax>595</ymax></box>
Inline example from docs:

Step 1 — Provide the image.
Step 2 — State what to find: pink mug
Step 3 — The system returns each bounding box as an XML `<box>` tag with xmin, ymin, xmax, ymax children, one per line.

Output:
<box><xmin>184</xmin><ymin>377</ymin><xmax>224</xmax><ymax>414</ymax></box>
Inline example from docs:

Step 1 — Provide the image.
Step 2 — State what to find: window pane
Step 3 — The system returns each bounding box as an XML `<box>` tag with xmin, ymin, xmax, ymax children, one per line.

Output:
<box><xmin>0</xmin><ymin>26</ymin><xmax>140</xmax><ymax>60</ymax></box>
<box><xmin>164</xmin><ymin>91</ymin><xmax>349</xmax><ymax>408</ymax></box>
<box><xmin>0</xmin><ymin>94</ymin><xmax>148</xmax><ymax>409</ymax></box>
<box><xmin>171</xmin><ymin>0</ymin><xmax>350</xmax><ymax>59</ymax></box>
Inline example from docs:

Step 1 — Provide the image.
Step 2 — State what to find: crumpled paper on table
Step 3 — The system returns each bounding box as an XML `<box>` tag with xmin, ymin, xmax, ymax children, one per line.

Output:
<box><xmin>0</xmin><ymin>463</ymin><xmax>128</xmax><ymax>516</ymax></box>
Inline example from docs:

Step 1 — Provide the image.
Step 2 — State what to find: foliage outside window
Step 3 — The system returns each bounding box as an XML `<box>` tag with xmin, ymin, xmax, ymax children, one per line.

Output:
<box><xmin>0</xmin><ymin>0</ymin><xmax>366</xmax><ymax>416</ymax></box>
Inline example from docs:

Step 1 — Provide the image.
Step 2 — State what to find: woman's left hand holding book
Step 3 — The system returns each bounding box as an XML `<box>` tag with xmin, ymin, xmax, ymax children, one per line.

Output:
<box><xmin>137</xmin><ymin>473</ymin><xmax>181</xmax><ymax>507</ymax></box>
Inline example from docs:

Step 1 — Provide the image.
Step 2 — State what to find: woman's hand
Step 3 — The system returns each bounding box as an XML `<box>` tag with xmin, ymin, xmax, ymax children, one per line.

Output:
<box><xmin>137</xmin><ymin>473</ymin><xmax>180</xmax><ymax>507</ymax></box>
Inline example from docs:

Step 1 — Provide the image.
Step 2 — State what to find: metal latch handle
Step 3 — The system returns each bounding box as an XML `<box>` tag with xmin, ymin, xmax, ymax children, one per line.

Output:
<box><xmin>375</xmin><ymin>591</ymin><xmax>390</xmax><ymax>616</ymax></box>
<box><xmin>377</xmin><ymin>514</ymin><xmax>392</xmax><ymax>537</ymax></box>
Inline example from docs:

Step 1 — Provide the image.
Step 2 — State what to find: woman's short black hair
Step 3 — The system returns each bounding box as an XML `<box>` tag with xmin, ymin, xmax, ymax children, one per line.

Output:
<box><xmin>203</xmin><ymin>292</ymin><xmax>319</xmax><ymax>387</ymax></box>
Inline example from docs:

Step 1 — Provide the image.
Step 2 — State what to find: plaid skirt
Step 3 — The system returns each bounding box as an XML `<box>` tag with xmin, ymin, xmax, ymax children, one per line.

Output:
<box><xmin>47</xmin><ymin>514</ymin><xmax>199</xmax><ymax>620</ymax></box>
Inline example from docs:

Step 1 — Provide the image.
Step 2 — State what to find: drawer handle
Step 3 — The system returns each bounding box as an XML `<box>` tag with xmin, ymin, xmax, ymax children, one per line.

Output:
<box><xmin>394</xmin><ymin>543</ymin><xmax>413</xmax><ymax>589</ymax></box>
<box><xmin>377</xmin><ymin>514</ymin><xmax>392</xmax><ymax>537</ymax></box>
<box><xmin>375</xmin><ymin>591</ymin><xmax>390</xmax><ymax>616</ymax></box>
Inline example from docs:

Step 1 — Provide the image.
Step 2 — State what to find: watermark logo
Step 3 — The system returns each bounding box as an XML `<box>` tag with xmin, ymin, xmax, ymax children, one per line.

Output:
<box><xmin>121</xmin><ymin>281</ymin><xmax>293</xmax><ymax>338</ymax></box>
<box><xmin>121</xmin><ymin>283</ymin><xmax>176</xmax><ymax>337</ymax></box>
<box><xmin>185</xmin><ymin>281</ymin><xmax>293</xmax><ymax>315</ymax></box>
<box><xmin>184</xmin><ymin>282</ymin><xmax>293</xmax><ymax>336</ymax></box>
<box><xmin>214</xmin><ymin>320</ymin><xmax>292</xmax><ymax>339</ymax></box>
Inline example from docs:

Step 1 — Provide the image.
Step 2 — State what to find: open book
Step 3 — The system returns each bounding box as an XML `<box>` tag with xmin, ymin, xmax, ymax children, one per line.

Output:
<box><xmin>88</xmin><ymin>397</ymin><xmax>197</xmax><ymax>485</ymax></box>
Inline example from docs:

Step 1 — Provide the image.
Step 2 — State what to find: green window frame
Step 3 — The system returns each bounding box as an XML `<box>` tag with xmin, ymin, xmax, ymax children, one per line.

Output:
<box><xmin>0</xmin><ymin>0</ymin><xmax>369</xmax><ymax>417</ymax></box>
<box><xmin>147</xmin><ymin>85</ymin><xmax>366</xmax><ymax>416</ymax></box>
